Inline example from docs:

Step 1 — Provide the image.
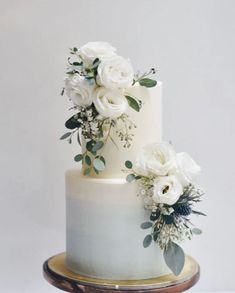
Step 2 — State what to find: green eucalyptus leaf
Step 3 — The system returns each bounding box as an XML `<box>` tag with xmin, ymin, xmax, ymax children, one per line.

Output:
<box><xmin>93</xmin><ymin>167</ymin><xmax>99</xmax><ymax>175</ymax></box>
<box><xmin>84</xmin><ymin>168</ymin><xmax>90</xmax><ymax>176</ymax></box>
<box><xmin>99</xmin><ymin>156</ymin><xmax>106</xmax><ymax>165</ymax></box>
<box><xmin>92</xmin><ymin>58</ymin><xmax>100</xmax><ymax>68</ymax></box>
<box><xmin>126</xmin><ymin>174</ymin><xmax>136</xmax><ymax>183</ymax></box>
<box><xmin>139</xmin><ymin>78</ymin><xmax>157</xmax><ymax>88</ymax></box>
<box><xmin>85</xmin><ymin>155</ymin><xmax>91</xmax><ymax>166</ymax></box>
<box><xmin>60</xmin><ymin>132</ymin><xmax>71</xmax><ymax>140</ymax></box>
<box><xmin>93</xmin><ymin>157</ymin><xmax>105</xmax><ymax>171</ymax></box>
<box><xmin>192</xmin><ymin>228</ymin><xmax>202</xmax><ymax>235</ymax></box>
<box><xmin>140</xmin><ymin>222</ymin><xmax>153</xmax><ymax>229</ymax></box>
<box><xmin>125</xmin><ymin>160</ymin><xmax>133</xmax><ymax>169</ymax></box>
<box><xmin>85</xmin><ymin>76</ymin><xmax>95</xmax><ymax>80</ymax></box>
<box><xmin>73</xmin><ymin>62</ymin><xmax>82</xmax><ymax>66</ymax></box>
<box><xmin>163</xmin><ymin>215</ymin><xmax>174</xmax><ymax>225</ymax></box>
<box><xmin>143</xmin><ymin>234</ymin><xmax>152</xmax><ymax>248</ymax></box>
<box><xmin>125</xmin><ymin>96</ymin><xmax>140</xmax><ymax>112</ymax></box>
<box><xmin>65</xmin><ymin>115</ymin><xmax>81</xmax><ymax>130</ymax></box>
<box><xmin>74</xmin><ymin>154</ymin><xmax>83</xmax><ymax>162</ymax></box>
<box><xmin>93</xmin><ymin>58</ymin><xmax>99</xmax><ymax>64</ymax></box>
<box><xmin>92</xmin><ymin>141</ymin><xmax>104</xmax><ymax>152</ymax></box>
<box><xmin>164</xmin><ymin>241</ymin><xmax>185</xmax><ymax>276</ymax></box>
<box><xmin>77</xmin><ymin>131</ymin><xmax>81</xmax><ymax>146</ymax></box>
<box><xmin>86</xmin><ymin>140</ymin><xmax>95</xmax><ymax>151</ymax></box>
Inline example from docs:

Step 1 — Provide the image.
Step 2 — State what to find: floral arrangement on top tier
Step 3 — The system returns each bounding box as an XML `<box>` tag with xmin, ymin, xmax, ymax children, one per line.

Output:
<box><xmin>60</xmin><ymin>42</ymin><xmax>157</xmax><ymax>175</ymax></box>
<box><xmin>124</xmin><ymin>142</ymin><xmax>206</xmax><ymax>276</ymax></box>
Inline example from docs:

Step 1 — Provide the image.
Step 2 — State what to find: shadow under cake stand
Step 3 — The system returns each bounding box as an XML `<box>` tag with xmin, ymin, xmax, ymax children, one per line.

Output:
<box><xmin>43</xmin><ymin>253</ymin><xmax>200</xmax><ymax>293</ymax></box>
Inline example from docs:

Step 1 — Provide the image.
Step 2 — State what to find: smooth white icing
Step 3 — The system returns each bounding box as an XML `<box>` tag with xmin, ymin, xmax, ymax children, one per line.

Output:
<box><xmin>82</xmin><ymin>82</ymin><xmax>162</xmax><ymax>178</ymax></box>
<box><xmin>66</xmin><ymin>169</ymin><xmax>170</xmax><ymax>279</ymax></box>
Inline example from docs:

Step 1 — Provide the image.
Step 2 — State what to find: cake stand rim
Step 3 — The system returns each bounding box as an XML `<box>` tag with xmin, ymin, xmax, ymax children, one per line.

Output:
<box><xmin>43</xmin><ymin>252</ymin><xmax>200</xmax><ymax>291</ymax></box>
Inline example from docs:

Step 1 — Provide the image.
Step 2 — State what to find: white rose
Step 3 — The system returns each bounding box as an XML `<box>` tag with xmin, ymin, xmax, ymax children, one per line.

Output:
<box><xmin>93</xmin><ymin>87</ymin><xmax>128</xmax><ymax>118</ymax></box>
<box><xmin>64</xmin><ymin>74</ymin><xmax>95</xmax><ymax>107</ymax></box>
<box><xmin>97</xmin><ymin>56</ymin><xmax>134</xmax><ymax>89</ymax></box>
<box><xmin>174</xmin><ymin>152</ymin><xmax>201</xmax><ymax>186</ymax></box>
<box><xmin>153</xmin><ymin>175</ymin><xmax>183</xmax><ymax>206</ymax></box>
<box><xmin>79</xmin><ymin>42</ymin><xmax>116</xmax><ymax>65</ymax></box>
<box><xmin>135</xmin><ymin>142</ymin><xmax>177</xmax><ymax>177</ymax></box>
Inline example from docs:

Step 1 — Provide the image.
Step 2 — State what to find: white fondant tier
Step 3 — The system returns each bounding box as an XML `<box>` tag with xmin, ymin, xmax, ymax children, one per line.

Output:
<box><xmin>82</xmin><ymin>82</ymin><xmax>162</xmax><ymax>178</ymax></box>
<box><xmin>65</xmin><ymin>169</ymin><xmax>170</xmax><ymax>280</ymax></box>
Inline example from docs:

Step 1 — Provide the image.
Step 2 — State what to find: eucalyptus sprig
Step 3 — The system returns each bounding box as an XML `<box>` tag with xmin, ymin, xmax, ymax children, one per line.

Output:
<box><xmin>133</xmin><ymin>68</ymin><xmax>157</xmax><ymax>88</ymax></box>
<box><xmin>124</xmin><ymin>160</ymin><xmax>142</xmax><ymax>182</ymax></box>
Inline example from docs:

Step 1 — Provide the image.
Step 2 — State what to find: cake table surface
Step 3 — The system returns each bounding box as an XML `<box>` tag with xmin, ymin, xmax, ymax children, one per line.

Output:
<box><xmin>43</xmin><ymin>252</ymin><xmax>200</xmax><ymax>293</ymax></box>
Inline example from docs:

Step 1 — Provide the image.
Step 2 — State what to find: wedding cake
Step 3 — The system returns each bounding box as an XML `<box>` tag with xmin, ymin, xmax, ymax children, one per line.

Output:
<box><xmin>61</xmin><ymin>42</ymin><xmax>205</xmax><ymax>280</ymax></box>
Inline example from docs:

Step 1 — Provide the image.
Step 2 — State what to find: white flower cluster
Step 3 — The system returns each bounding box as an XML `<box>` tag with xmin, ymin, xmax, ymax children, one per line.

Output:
<box><xmin>64</xmin><ymin>42</ymin><xmax>134</xmax><ymax>119</ymax></box>
<box><xmin>135</xmin><ymin>142</ymin><xmax>201</xmax><ymax>206</ymax></box>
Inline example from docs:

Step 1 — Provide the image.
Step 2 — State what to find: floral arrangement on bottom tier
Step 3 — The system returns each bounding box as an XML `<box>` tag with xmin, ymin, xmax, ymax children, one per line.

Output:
<box><xmin>124</xmin><ymin>142</ymin><xmax>206</xmax><ymax>276</ymax></box>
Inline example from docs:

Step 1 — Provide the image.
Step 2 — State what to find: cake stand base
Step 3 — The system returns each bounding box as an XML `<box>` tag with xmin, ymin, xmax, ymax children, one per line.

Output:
<box><xmin>43</xmin><ymin>252</ymin><xmax>200</xmax><ymax>293</ymax></box>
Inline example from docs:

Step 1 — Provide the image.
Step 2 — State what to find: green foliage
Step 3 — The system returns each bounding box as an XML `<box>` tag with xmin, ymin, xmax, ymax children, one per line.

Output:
<box><xmin>93</xmin><ymin>157</ymin><xmax>106</xmax><ymax>171</ymax></box>
<box><xmin>125</xmin><ymin>96</ymin><xmax>140</xmax><ymax>112</ymax></box>
<box><xmin>126</xmin><ymin>174</ymin><xmax>136</xmax><ymax>183</ymax></box>
<box><xmin>77</xmin><ymin>131</ymin><xmax>81</xmax><ymax>146</ymax></box>
<box><xmin>164</xmin><ymin>241</ymin><xmax>185</xmax><ymax>276</ymax></box>
<box><xmin>84</xmin><ymin>168</ymin><xmax>90</xmax><ymax>176</ymax></box>
<box><xmin>143</xmin><ymin>234</ymin><xmax>152</xmax><ymax>248</ymax></box>
<box><xmin>92</xmin><ymin>141</ymin><xmax>104</xmax><ymax>152</ymax></box>
<box><xmin>86</xmin><ymin>140</ymin><xmax>95</xmax><ymax>152</ymax></box>
<box><xmin>192</xmin><ymin>210</ymin><xmax>207</xmax><ymax>216</ymax></box>
<box><xmin>99</xmin><ymin>156</ymin><xmax>106</xmax><ymax>164</ymax></box>
<box><xmin>140</xmin><ymin>222</ymin><xmax>153</xmax><ymax>229</ymax></box>
<box><xmin>153</xmin><ymin>229</ymin><xmax>160</xmax><ymax>241</ymax></box>
<box><xmin>162</xmin><ymin>215</ymin><xmax>174</xmax><ymax>225</ymax></box>
<box><xmin>139</xmin><ymin>78</ymin><xmax>157</xmax><ymax>88</ymax></box>
<box><xmin>125</xmin><ymin>160</ymin><xmax>133</xmax><ymax>169</ymax></box>
<box><xmin>65</xmin><ymin>115</ymin><xmax>81</xmax><ymax>129</ymax></box>
<box><xmin>92</xmin><ymin>58</ymin><xmax>100</xmax><ymax>68</ymax></box>
<box><xmin>60</xmin><ymin>132</ymin><xmax>71</xmax><ymax>140</ymax></box>
<box><xmin>192</xmin><ymin>228</ymin><xmax>202</xmax><ymax>235</ymax></box>
<box><xmin>73</xmin><ymin>62</ymin><xmax>82</xmax><ymax>66</ymax></box>
<box><xmin>150</xmin><ymin>210</ymin><xmax>161</xmax><ymax>221</ymax></box>
<box><xmin>74</xmin><ymin>154</ymin><xmax>83</xmax><ymax>162</ymax></box>
<box><xmin>85</xmin><ymin>155</ymin><xmax>91</xmax><ymax>166</ymax></box>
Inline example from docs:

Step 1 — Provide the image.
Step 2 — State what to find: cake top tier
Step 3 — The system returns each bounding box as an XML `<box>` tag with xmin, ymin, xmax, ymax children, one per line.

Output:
<box><xmin>61</xmin><ymin>41</ymin><xmax>161</xmax><ymax>178</ymax></box>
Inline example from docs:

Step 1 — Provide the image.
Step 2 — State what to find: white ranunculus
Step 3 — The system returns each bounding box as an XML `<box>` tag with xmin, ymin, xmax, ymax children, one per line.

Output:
<box><xmin>135</xmin><ymin>142</ymin><xmax>177</xmax><ymax>177</ymax></box>
<box><xmin>174</xmin><ymin>152</ymin><xmax>201</xmax><ymax>186</ymax></box>
<box><xmin>153</xmin><ymin>175</ymin><xmax>183</xmax><ymax>206</ymax></box>
<box><xmin>97</xmin><ymin>56</ymin><xmax>134</xmax><ymax>89</ymax></box>
<box><xmin>79</xmin><ymin>42</ymin><xmax>116</xmax><ymax>65</ymax></box>
<box><xmin>93</xmin><ymin>87</ymin><xmax>128</xmax><ymax>118</ymax></box>
<box><xmin>64</xmin><ymin>74</ymin><xmax>96</xmax><ymax>107</ymax></box>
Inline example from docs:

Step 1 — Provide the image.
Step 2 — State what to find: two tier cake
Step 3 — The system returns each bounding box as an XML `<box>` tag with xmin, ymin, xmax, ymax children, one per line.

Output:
<box><xmin>60</xmin><ymin>42</ymin><xmax>205</xmax><ymax>280</ymax></box>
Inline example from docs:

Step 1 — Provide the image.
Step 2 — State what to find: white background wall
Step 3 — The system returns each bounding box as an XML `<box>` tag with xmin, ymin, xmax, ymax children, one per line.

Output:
<box><xmin>0</xmin><ymin>0</ymin><xmax>235</xmax><ymax>292</ymax></box>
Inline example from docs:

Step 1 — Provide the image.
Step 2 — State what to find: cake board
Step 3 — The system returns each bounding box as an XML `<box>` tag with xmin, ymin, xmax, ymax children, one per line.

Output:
<box><xmin>43</xmin><ymin>252</ymin><xmax>200</xmax><ymax>293</ymax></box>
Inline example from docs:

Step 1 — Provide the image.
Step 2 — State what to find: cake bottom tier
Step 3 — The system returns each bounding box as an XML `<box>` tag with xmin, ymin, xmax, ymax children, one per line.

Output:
<box><xmin>65</xmin><ymin>169</ymin><xmax>170</xmax><ymax>280</ymax></box>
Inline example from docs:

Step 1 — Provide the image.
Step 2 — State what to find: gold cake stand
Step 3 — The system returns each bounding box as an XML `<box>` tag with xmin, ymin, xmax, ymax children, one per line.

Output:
<box><xmin>43</xmin><ymin>253</ymin><xmax>200</xmax><ymax>293</ymax></box>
